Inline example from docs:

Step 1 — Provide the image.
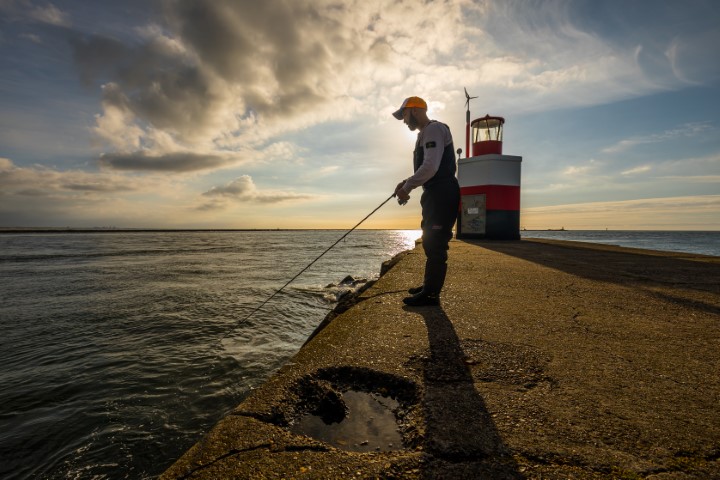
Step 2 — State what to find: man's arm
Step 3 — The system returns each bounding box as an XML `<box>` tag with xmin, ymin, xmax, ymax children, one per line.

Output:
<box><xmin>400</xmin><ymin>123</ymin><xmax>447</xmax><ymax>194</ymax></box>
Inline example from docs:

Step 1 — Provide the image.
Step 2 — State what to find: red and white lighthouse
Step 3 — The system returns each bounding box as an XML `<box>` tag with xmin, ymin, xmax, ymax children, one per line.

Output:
<box><xmin>457</xmin><ymin>113</ymin><xmax>522</xmax><ymax>240</ymax></box>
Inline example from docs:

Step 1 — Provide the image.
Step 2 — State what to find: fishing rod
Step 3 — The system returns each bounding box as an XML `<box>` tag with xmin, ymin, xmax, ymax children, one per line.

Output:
<box><xmin>220</xmin><ymin>192</ymin><xmax>404</xmax><ymax>340</ymax></box>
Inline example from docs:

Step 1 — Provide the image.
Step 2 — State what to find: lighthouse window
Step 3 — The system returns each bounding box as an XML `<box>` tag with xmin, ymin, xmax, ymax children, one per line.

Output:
<box><xmin>472</xmin><ymin>119</ymin><xmax>503</xmax><ymax>142</ymax></box>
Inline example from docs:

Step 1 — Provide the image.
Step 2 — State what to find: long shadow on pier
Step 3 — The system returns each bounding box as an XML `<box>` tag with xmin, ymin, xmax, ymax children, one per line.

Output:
<box><xmin>472</xmin><ymin>239</ymin><xmax>720</xmax><ymax>315</ymax></box>
<box><xmin>408</xmin><ymin>305</ymin><xmax>523</xmax><ymax>479</ymax></box>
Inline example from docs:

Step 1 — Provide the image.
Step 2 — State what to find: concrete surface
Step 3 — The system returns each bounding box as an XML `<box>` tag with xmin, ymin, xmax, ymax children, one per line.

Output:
<box><xmin>162</xmin><ymin>239</ymin><xmax>720</xmax><ymax>479</ymax></box>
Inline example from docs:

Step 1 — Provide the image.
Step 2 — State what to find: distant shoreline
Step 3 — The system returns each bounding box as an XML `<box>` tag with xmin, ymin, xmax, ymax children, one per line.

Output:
<box><xmin>1</xmin><ymin>228</ymin><xmax>718</xmax><ymax>234</ymax></box>
<box><xmin>0</xmin><ymin>228</ymin><xmax>410</xmax><ymax>233</ymax></box>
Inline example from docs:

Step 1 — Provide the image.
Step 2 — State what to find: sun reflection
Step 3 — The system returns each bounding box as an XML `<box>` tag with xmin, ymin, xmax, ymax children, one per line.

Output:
<box><xmin>396</xmin><ymin>229</ymin><xmax>422</xmax><ymax>249</ymax></box>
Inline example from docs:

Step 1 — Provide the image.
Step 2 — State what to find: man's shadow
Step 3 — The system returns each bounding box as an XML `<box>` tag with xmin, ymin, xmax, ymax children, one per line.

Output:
<box><xmin>405</xmin><ymin>305</ymin><xmax>523</xmax><ymax>479</ymax></box>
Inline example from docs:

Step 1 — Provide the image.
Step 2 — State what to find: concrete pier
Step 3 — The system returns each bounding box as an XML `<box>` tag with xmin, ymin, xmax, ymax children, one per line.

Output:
<box><xmin>162</xmin><ymin>239</ymin><xmax>720</xmax><ymax>479</ymax></box>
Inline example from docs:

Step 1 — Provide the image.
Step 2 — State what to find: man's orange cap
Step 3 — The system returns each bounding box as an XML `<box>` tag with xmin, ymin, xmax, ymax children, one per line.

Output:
<box><xmin>392</xmin><ymin>96</ymin><xmax>427</xmax><ymax>120</ymax></box>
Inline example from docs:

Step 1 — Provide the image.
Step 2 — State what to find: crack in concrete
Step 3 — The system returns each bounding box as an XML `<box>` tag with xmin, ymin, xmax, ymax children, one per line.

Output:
<box><xmin>176</xmin><ymin>443</ymin><xmax>330</xmax><ymax>479</ymax></box>
<box><xmin>229</xmin><ymin>410</ymin><xmax>283</xmax><ymax>426</ymax></box>
<box><xmin>177</xmin><ymin>443</ymin><xmax>272</xmax><ymax>479</ymax></box>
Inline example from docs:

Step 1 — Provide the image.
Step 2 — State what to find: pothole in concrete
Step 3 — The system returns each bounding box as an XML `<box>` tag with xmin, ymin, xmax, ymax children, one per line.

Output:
<box><xmin>290</xmin><ymin>390</ymin><xmax>402</xmax><ymax>452</ymax></box>
<box><xmin>285</xmin><ymin>367</ymin><xmax>420</xmax><ymax>452</ymax></box>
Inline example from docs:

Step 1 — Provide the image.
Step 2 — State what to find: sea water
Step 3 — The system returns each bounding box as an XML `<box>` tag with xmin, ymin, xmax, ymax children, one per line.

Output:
<box><xmin>0</xmin><ymin>230</ymin><xmax>419</xmax><ymax>479</ymax></box>
<box><xmin>1</xmin><ymin>229</ymin><xmax>717</xmax><ymax>479</ymax></box>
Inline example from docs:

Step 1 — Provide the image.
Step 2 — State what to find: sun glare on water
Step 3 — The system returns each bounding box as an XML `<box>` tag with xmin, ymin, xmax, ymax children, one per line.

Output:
<box><xmin>397</xmin><ymin>229</ymin><xmax>422</xmax><ymax>249</ymax></box>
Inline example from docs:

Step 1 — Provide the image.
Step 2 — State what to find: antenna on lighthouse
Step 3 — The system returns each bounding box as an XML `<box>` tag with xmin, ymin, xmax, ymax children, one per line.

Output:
<box><xmin>464</xmin><ymin>87</ymin><xmax>478</xmax><ymax>159</ymax></box>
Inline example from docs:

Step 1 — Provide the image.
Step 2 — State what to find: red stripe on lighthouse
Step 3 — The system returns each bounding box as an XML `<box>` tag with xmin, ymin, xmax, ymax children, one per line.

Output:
<box><xmin>460</xmin><ymin>185</ymin><xmax>520</xmax><ymax>211</ymax></box>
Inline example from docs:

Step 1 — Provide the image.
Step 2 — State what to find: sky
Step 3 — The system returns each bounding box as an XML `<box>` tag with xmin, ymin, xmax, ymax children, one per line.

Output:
<box><xmin>1</xmin><ymin>0</ymin><xmax>719</xmax><ymax>230</ymax></box>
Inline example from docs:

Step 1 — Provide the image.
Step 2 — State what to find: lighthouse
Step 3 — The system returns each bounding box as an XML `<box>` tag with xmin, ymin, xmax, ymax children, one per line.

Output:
<box><xmin>456</xmin><ymin>111</ymin><xmax>523</xmax><ymax>240</ymax></box>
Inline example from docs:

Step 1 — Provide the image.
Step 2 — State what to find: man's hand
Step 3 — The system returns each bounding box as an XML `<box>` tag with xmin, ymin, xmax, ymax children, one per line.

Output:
<box><xmin>395</xmin><ymin>181</ymin><xmax>410</xmax><ymax>205</ymax></box>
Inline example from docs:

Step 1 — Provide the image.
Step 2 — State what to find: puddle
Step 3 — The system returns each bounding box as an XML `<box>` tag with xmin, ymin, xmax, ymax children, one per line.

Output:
<box><xmin>290</xmin><ymin>390</ymin><xmax>403</xmax><ymax>452</ymax></box>
<box><xmin>283</xmin><ymin>367</ymin><xmax>420</xmax><ymax>451</ymax></box>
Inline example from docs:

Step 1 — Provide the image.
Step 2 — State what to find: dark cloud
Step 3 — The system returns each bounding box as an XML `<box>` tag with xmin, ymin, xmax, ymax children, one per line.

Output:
<box><xmin>16</xmin><ymin>188</ymin><xmax>48</xmax><ymax>196</ymax></box>
<box><xmin>68</xmin><ymin>0</ymin><xmax>362</xmax><ymax>151</ymax></box>
<box><xmin>100</xmin><ymin>151</ymin><xmax>230</xmax><ymax>172</ymax></box>
<box><xmin>169</xmin><ymin>0</ymin><xmax>341</xmax><ymax>117</ymax></box>
<box><xmin>68</xmin><ymin>33</ymin><xmax>132</xmax><ymax>86</ymax></box>
<box><xmin>195</xmin><ymin>199</ymin><xmax>224</xmax><ymax>211</ymax></box>
<box><xmin>69</xmin><ymin>31</ymin><xmax>225</xmax><ymax>138</ymax></box>
<box><xmin>0</xmin><ymin>157</ymin><xmax>153</xmax><ymax>198</ymax></box>
<box><xmin>61</xmin><ymin>182</ymin><xmax>135</xmax><ymax>192</ymax></box>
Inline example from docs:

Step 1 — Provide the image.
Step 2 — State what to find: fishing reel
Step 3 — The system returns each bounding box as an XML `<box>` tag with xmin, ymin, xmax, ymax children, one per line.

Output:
<box><xmin>394</xmin><ymin>193</ymin><xmax>409</xmax><ymax>206</ymax></box>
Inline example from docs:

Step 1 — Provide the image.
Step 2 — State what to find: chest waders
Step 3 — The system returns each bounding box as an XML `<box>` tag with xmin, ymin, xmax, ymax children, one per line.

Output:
<box><xmin>413</xmin><ymin>123</ymin><xmax>461</xmax><ymax>295</ymax></box>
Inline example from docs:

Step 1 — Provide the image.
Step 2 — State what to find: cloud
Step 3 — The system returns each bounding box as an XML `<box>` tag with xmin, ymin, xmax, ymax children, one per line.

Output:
<box><xmin>73</xmin><ymin>1</ymin><xmax>353</xmax><ymax>151</ymax></box>
<box><xmin>602</xmin><ymin>122</ymin><xmax>714</xmax><ymax>154</ymax></box>
<box><xmin>94</xmin><ymin>134</ymin><xmax>300</xmax><ymax>173</ymax></box>
<box><xmin>99</xmin><ymin>151</ymin><xmax>235</xmax><ymax>173</ymax></box>
<box><xmin>0</xmin><ymin>1</ymin><xmax>71</xmax><ymax>26</ymax></box>
<box><xmin>563</xmin><ymin>165</ymin><xmax>593</xmax><ymax>176</ymax></box>
<box><xmin>318</xmin><ymin>165</ymin><xmax>340</xmax><ymax>176</ymax></box>
<box><xmin>202</xmin><ymin>175</ymin><xmax>317</xmax><ymax>205</ymax></box>
<box><xmin>562</xmin><ymin>159</ymin><xmax>601</xmax><ymax>177</ymax></box>
<box><xmin>28</xmin><ymin>2</ymin><xmax>70</xmax><ymax>26</ymax></box>
<box><xmin>522</xmin><ymin>195</ymin><xmax>720</xmax><ymax>230</ymax></box>
<box><xmin>621</xmin><ymin>165</ymin><xmax>652</xmax><ymax>175</ymax></box>
<box><xmin>57</xmin><ymin>0</ymin><xmax>719</xmax><ymax>182</ymax></box>
<box><xmin>666</xmin><ymin>28</ymin><xmax>720</xmax><ymax>84</ymax></box>
<box><xmin>0</xmin><ymin>157</ymin><xmax>145</xmax><ymax>195</ymax></box>
<box><xmin>19</xmin><ymin>32</ymin><xmax>42</xmax><ymax>43</ymax></box>
<box><xmin>69</xmin><ymin>0</ymin><xmax>474</xmax><ymax>171</ymax></box>
<box><xmin>523</xmin><ymin>150</ymin><xmax>720</xmax><ymax>208</ymax></box>
<box><xmin>455</xmin><ymin>1</ymin><xmax>720</xmax><ymax>117</ymax></box>
<box><xmin>0</xmin><ymin>156</ymin><xmax>209</xmax><ymax>227</ymax></box>
<box><xmin>653</xmin><ymin>151</ymin><xmax>720</xmax><ymax>178</ymax></box>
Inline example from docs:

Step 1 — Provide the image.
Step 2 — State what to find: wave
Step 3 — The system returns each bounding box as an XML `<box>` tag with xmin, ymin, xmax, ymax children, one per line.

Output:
<box><xmin>0</xmin><ymin>246</ymin><xmax>243</xmax><ymax>263</ymax></box>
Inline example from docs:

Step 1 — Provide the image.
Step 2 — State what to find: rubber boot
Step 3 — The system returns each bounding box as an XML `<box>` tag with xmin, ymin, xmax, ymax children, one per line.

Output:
<box><xmin>422</xmin><ymin>260</ymin><xmax>447</xmax><ymax>296</ymax></box>
<box><xmin>403</xmin><ymin>290</ymin><xmax>440</xmax><ymax>306</ymax></box>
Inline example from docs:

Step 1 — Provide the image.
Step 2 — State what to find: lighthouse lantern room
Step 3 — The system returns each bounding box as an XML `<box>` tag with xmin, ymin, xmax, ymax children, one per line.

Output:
<box><xmin>457</xmin><ymin>97</ymin><xmax>522</xmax><ymax>240</ymax></box>
<box><xmin>471</xmin><ymin>115</ymin><xmax>504</xmax><ymax>156</ymax></box>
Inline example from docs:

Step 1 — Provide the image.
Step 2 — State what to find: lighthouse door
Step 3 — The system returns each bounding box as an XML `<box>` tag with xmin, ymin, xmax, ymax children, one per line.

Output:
<box><xmin>460</xmin><ymin>194</ymin><xmax>486</xmax><ymax>235</ymax></box>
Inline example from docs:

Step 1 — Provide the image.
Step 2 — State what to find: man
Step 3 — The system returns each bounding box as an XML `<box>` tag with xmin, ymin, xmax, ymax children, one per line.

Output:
<box><xmin>393</xmin><ymin>96</ymin><xmax>460</xmax><ymax>306</ymax></box>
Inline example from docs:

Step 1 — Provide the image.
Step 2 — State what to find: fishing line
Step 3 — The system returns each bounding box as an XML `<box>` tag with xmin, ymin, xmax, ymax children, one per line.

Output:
<box><xmin>220</xmin><ymin>192</ymin><xmax>399</xmax><ymax>341</ymax></box>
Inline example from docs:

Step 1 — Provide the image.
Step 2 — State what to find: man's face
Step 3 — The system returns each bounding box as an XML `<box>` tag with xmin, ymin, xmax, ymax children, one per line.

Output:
<box><xmin>403</xmin><ymin>108</ymin><xmax>418</xmax><ymax>131</ymax></box>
